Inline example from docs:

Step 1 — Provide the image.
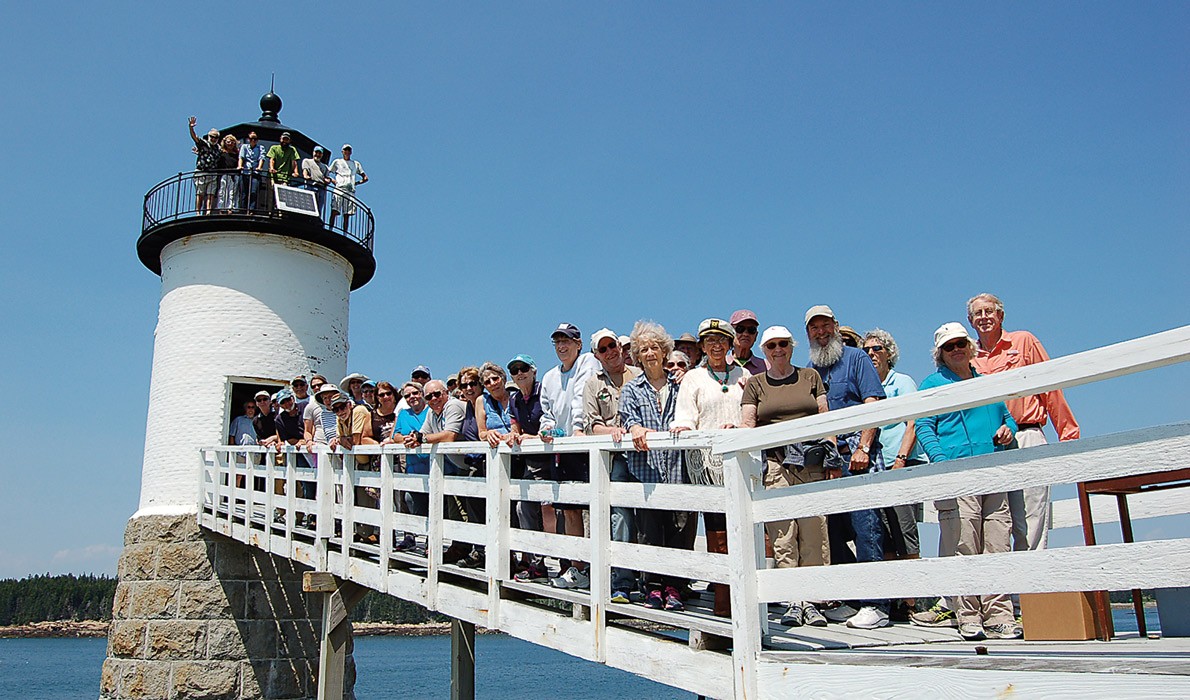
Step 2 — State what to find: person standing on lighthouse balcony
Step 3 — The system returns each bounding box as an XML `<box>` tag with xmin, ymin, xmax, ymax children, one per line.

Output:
<box><xmin>329</xmin><ymin>144</ymin><xmax>368</xmax><ymax>230</ymax></box>
<box><xmin>967</xmin><ymin>292</ymin><xmax>1079</xmax><ymax>552</ymax></box>
<box><xmin>187</xmin><ymin>117</ymin><xmax>221</xmax><ymax>215</ymax></box>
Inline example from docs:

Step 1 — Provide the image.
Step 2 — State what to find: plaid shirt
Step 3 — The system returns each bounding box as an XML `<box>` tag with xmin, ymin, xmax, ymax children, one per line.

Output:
<box><xmin>619</xmin><ymin>373</ymin><xmax>683</xmax><ymax>484</ymax></box>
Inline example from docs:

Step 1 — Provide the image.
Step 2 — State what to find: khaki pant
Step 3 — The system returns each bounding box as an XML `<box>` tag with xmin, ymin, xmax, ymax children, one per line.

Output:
<box><xmin>937</xmin><ymin>492</ymin><xmax>1014</xmax><ymax>626</ymax></box>
<box><xmin>1010</xmin><ymin>427</ymin><xmax>1052</xmax><ymax>551</ymax></box>
<box><xmin>763</xmin><ymin>457</ymin><xmax>829</xmax><ymax>570</ymax></box>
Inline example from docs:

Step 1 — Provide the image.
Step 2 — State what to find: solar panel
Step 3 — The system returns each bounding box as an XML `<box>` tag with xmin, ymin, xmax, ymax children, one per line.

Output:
<box><xmin>273</xmin><ymin>184</ymin><xmax>320</xmax><ymax>217</ymax></box>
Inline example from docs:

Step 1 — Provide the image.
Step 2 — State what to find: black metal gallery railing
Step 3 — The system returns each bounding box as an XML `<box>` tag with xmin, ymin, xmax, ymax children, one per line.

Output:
<box><xmin>142</xmin><ymin>170</ymin><xmax>375</xmax><ymax>252</ymax></box>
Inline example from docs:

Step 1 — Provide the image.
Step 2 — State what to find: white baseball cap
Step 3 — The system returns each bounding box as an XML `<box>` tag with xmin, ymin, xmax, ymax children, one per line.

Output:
<box><xmin>760</xmin><ymin>326</ymin><xmax>794</xmax><ymax>345</ymax></box>
<box><xmin>934</xmin><ymin>322</ymin><xmax>973</xmax><ymax>349</ymax></box>
<box><xmin>590</xmin><ymin>328</ymin><xmax>618</xmax><ymax>352</ymax></box>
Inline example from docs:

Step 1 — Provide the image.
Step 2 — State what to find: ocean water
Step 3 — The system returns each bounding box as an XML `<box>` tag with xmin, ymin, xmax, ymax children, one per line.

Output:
<box><xmin>0</xmin><ymin>608</ymin><xmax>1161</xmax><ymax>700</ymax></box>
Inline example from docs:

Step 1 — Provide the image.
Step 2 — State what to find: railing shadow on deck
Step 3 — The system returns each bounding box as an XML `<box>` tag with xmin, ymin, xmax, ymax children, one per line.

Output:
<box><xmin>199</xmin><ymin>325</ymin><xmax>1190</xmax><ymax>699</ymax></box>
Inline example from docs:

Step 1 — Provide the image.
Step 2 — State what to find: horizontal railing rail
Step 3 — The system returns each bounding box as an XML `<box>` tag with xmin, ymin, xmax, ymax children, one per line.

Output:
<box><xmin>197</xmin><ymin>324</ymin><xmax>1190</xmax><ymax>699</ymax></box>
<box><xmin>142</xmin><ymin>169</ymin><xmax>375</xmax><ymax>252</ymax></box>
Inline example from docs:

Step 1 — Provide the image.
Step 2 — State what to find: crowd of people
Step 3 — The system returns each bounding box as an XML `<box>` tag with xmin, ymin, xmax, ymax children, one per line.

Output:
<box><xmin>187</xmin><ymin>117</ymin><xmax>367</xmax><ymax>224</ymax></box>
<box><xmin>227</xmin><ymin>293</ymin><xmax>1078</xmax><ymax>642</ymax></box>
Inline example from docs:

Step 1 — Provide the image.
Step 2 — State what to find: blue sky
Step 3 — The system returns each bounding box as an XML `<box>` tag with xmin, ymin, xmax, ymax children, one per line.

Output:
<box><xmin>0</xmin><ymin>3</ymin><xmax>1186</xmax><ymax>578</ymax></box>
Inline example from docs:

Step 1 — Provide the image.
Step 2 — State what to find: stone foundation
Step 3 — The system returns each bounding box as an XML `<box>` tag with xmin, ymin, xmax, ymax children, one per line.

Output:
<box><xmin>100</xmin><ymin>513</ymin><xmax>354</xmax><ymax>699</ymax></box>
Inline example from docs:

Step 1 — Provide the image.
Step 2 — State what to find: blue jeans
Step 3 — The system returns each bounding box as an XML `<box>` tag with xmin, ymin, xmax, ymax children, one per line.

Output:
<box><xmin>609</xmin><ymin>455</ymin><xmax>638</xmax><ymax>592</ymax></box>
<box><xmin>827</xmin><ymin>464</ymin><xmax>888</xmax><ymax>612</ymax></box>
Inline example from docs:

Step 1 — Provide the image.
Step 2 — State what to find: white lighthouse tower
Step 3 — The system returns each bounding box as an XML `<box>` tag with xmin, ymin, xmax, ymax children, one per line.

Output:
<box><xmin>101</xmin><ymin>92</ymin><xmax>375</xmax><ymax>700</ymax></box>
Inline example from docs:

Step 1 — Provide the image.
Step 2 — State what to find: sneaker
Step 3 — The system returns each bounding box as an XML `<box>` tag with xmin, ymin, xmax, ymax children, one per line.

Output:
<box><xmin>910</xmin><ymin>602</ymin><xmax>957</xmax><ymax>628</ymax></box>
<box><xmin>610</xmin><ymin>590</ymin><xmax>630</xmax><ymax>604</ymax></box>
<box><xmin>628</xmin><ymin>590</ymin><xmax>647</xmax><ymax>604</ymax></box>
<box><xmin>551</xmin><ymin>566</ymin><xmax>590</xmax><ymax>589</ymax></box>
<box><xmin>458</xmin><ymin>550</ymin><xmax>486</xmax><ymax>569</ymax></box>
<box><xmin>644</xmin><ymin>590</ymin><xmax>665</xmax><ymax>609</ymax></box>
<box><xmin>802</xmin><ymin>604</ymin><xmax>827</xmax><ymax>627</ymax></box>
<box><xmin>985</xmin><ymin>622</ymin><xmax>1023</xmax><ymax>640</ymax></box>
<box><xmin>512</xmin><ymin>566</ymin><xmax>548</xmax><ymax>583</ymax></box>
<box><xmin>822</xmin><ymin>603</ymin><xmax>859</xmax><ymax>623</ymax></box>
<box><xmin>780</xmin><ymin>603</ymin><xmax>804</xmax><ymax>627</ymax></box>
<box><xmin>846</xmin><ymin>606</ymin><xmax>890</xmax><ymax>629</ymax></box>
<box><xmin>959</xmin><ymin>622</ymin><xmax>986</xmax><ymax>641</ymax></box>
<box><xmin>394</xmin><ymin>534</ymin><xmax>416</xmax><ymax>552</ymax></box>
<box><xmin>663</xmin><ymin>586</ymin><xmax>685</xmax><ymax>611</ymax></box>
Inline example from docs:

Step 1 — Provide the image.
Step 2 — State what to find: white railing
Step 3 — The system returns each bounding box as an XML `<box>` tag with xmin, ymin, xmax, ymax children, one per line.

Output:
<box><xmin>199</xmin><ymin>325</ymin><xmax>1190</xmax><ymax>699</ymax></box>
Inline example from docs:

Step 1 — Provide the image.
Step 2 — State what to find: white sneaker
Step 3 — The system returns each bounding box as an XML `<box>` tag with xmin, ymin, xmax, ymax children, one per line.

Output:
<box><xmin>550</xmin><ymin>566</ymin><xmax>590</xmax><ymax>589</ymax></box>
<box><xmin>846</xmin><ymin>605</ymin><xmax>890</xmax><ymax>629</ymax></box>
<box><xmin>822</xmin><ymin>603</ymin><xmax>859</xmax><ymax>623</ymax></box>
<box><xmin>959</xmin><ymin>622</ymin><xmax>987</xmax><ymax>641</ymax></box>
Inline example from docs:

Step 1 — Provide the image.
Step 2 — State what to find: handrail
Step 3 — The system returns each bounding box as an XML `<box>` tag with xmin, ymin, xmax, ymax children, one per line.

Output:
<box><xmin>141</xmin><ymin>169</ymin><xmax>375</xmax><ymax>252</ymax></box>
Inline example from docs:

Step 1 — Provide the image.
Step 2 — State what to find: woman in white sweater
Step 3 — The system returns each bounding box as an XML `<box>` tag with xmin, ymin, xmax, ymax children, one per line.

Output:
<box><xmin>669</xmin><ymin>318</ymin><xmax>750</xmax><ymax>617</ymax></box>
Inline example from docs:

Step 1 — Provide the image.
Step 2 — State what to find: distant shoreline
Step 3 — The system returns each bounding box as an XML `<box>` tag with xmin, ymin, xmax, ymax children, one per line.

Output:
<box><xmin>0</xmin><ymin>620</ymin><xmax>475</xmax><ymax>640</ymax></box>
<box><xmin>0</xmin><ymin>604</ymin><xmax>1155</xmax><ymax>640</ymax></box>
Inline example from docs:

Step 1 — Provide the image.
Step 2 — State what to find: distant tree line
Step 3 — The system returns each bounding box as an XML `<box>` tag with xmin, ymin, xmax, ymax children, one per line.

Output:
<box><xmin>349</xmin><ymin>592</ymin><xmax>448</xmax><ymax>624</ymax></box>
<box><xmin>0</xmin><ymin>574</ymin><xmax>117</xmax><ymax>625</ymax></box>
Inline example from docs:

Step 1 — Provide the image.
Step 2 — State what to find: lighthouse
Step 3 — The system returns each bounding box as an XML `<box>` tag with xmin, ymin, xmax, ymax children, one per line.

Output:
<box><xmin>101</xmin><ymin>92</ymin><xmax>375</xmax><ymax>700</ymax></box>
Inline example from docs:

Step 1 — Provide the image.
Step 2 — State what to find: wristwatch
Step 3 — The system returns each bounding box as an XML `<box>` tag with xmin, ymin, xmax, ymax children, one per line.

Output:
<box><xmin>859</xmin><ymin>444</ymin><xmax>871</xmax><ymax>454</ymax></box>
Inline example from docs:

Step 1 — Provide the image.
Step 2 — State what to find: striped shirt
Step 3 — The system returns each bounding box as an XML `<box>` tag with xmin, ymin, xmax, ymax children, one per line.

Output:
<box><xmin>619</xmin><ymin>373</ymin><xmax>683</xmax><ymax>484</ymax></box>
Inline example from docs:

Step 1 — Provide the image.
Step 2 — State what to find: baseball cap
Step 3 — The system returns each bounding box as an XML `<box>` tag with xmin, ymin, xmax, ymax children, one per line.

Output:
<box><xmin>274</xmin><ymin>388</ymin><xmax>294</xmax><ymax>403</ymax></box>
<box><xmin>934</xmin><ymin>322</ymin><xmax>973</xmax><ymax>349</ymax></box>
<box><xmin>342</xmin><ymin>144</ymin><xmax>352</xmax><ymax>150</ymax></box>
<box><xmin>804</xmin><ymin>305</ymin><xmax>836</xmax><ymax>326</ymax></box>
<box><xmin>590</xmin><ymin>328</ymin><xmax>618</xmax><ymax>352</ymax></box>
<box><xmin>411</xmin><ymin>365</ymin><xmax>431</xmax><ymax>378</ymax></box>
<box><xmin>507</xmin><ymin>354</ymin><xmax>537</xmax><ymax>371</ymax></box>
<box><xmin>551</xmin><ymin>323</ymin><xmax>581</xmax><ymax>340</ymax></box>
<box><xmin>760</xmin><ymin>326</ymin><xmax>793</xmax><ymax>345</ymax></box>
<box><xmin>254</xmin><ymin>390</ymin><xmax>272</xmax><ymax>400</ymax></box>
<box><xmin>729</xmin><ymin>309</ymin><xmax>759</xmax><ymax>327</ymax></box>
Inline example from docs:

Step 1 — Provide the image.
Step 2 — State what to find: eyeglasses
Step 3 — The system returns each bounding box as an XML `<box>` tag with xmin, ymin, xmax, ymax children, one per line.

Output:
<box><xmin>460</xmin><ymin>380</ymin><xmax>480</xmax><ymax>389</ymax></box>
<box><xmin>941</xmin><ymin>340</ymin><xmax>969</xmax><ymax>352</ymax></box>
<box><xmin>664</xmin><ymin>361</ymin><xmax>688</xmax><ymax>369</ymax></box>
<box><xmin>763</xmin><ymin>340</ymin><xmax>790</xmax><ymax>350</ymax></box>
<box><xmin>552</xmin><ymin>338</ymin><xmax>575</xmax><ymax>346</ymax></box>
<box><xmin>596</xmin><ymin>341</ymin><xmax>618</xmax><ymax>354</ymax></box>
<box><xmin>424</xmin><ymin>391</ymin><xmax>445</xmax><ymax>400</ymax></box>
<box><xmin>510</xmin><ymin>365</ymin><xmax>532</xmax><ymax>375</ymax></box>
<box><xmin>734</xmin><ymin>325</ymin><xmax>758</xmax><ymax>335</ymax></box>
<box><xmin>363</xmin><ymin>387</ymin><xmax>376</xmax><ymax>393</ymax></box>
<box><xmin>970</xmin><ymin>308</ymin><xmax>999</xmax><ymax>319</ymax></box>
<box><xmin>702</xmin><ymin>335</ymin><xmax>730</xmax><ymax>345</ymax></box>
<box><xmin>377</xmin><ymin>391</ymin><xmax>394</xmax><ymax>398</ymax></box>
<box><xmin>864</xmin><ymin>345</ymin><xmax>885</xmax><ymax>354</ymax></box>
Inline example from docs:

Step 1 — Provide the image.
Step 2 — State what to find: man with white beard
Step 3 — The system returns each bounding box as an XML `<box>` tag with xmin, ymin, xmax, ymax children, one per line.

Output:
<box><xmin>805</xmin><ymin>305</ymin><xmax>890</xmax><ymax>629</ymax></box>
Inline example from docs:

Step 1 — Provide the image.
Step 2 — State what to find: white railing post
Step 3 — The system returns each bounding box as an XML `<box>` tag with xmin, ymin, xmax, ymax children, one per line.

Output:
<box><xmin>264</xmin><ymin>448</ymin><xmax>276</xmax><ymax>547</ymax></box>
<box><xmin>486</xmin><ymin>447</ymin><xmax>512</xmax><ymax>629</ymax></box>
<box><xmin>589</xmin><ymin>446</ymin><xmax>612</xmax><ymax>663</ymax></box>
<box><xmin>284</xmin><ymin>449</ymin><xmax>296</xmax><ymax>554</ymax></box>
<box><xmin>316</xmin><ymin>449</ymin><xmax>334</xmax><ymax>569</ymax></box>
<box><xmin>723</xmin><ymin>449</ymin><xmax>764</xmax><ymax>700</ymax></box>
<box><xmin>380</xmin><ymin>451</ymin><xmax>395</xmax><ymax>587</ymax></box>
<box><xmin>426</xmin><ymin>451</ymin><xmax>445</xmax><ymax>609</ymax></box>
<box><xmin>342</xmin><ymin>449</ymin><xmax>357</xmax><ymax>571</ymax></box>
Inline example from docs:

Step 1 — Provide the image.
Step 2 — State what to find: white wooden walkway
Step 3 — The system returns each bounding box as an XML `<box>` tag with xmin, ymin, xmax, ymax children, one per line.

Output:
<box><xmin>200</xmin><ymin>326</ymin><xmax>1190</xmax><ymax>699</ymax></box>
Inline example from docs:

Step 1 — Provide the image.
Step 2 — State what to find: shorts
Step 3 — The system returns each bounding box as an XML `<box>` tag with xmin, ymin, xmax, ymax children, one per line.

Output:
<box><xmin>332</xmin><ymin>189</ymin><xmax>357</xmax><ymax>215</ymax></box>
<box><xmin>195</xmin><ymin>172</ymin><xmax>217</xmax><ymax>195</ymax></box>
<box><xmin>552</xmin><ymin>453</ymin><xmax>588</xmax><ymax>510</ymax></box>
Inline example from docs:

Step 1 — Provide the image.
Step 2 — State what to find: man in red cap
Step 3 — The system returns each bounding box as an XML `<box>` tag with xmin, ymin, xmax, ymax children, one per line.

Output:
<box><xmin>728</xmin><ymin>309</ymin><xmax>767</xmax><ymax>375</ymax></box>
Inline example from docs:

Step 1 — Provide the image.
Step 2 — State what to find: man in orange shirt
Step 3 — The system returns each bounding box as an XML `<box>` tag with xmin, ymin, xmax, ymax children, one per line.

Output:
<box><xmin>967</xmin><ymin>293</ymin><xmax>1079</xmax><ymax>551</ymax></box>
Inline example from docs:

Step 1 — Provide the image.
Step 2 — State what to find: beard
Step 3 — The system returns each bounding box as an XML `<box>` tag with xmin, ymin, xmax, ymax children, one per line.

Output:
<box><xmin>808</xmin><ymin>332</ymin><xmax>845</xmax><ymax>368</ymax></box>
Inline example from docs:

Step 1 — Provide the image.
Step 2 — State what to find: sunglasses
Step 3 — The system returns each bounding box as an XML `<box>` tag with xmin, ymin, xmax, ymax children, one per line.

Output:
<box><xmin>412</xmin><ymin>373</ymin><xmax>430</xmax><ymax>380</ymax></box>
<box><xmin>377</xmin><ymin>391</ymin><xmax>394</xmax><ymax>398</ymax></box>
<box><xmin>424</xmin><ymin>391</ymin><xmax>445</xmax><ymax>400</ymax></box>
<box><xmin>482</xmin><ymin>375</ymin><xmax>503</xmax><ymax>384</ymax></box>
<box><xmin>864</xmin><ymin>345</ymin><xmax>886</xmax><ymax>354</ymax></box>
<box><xmin>734</xmin><ymin>325</ymin><xmax>758</xmax><ymax>335</ymax></box>
<box><xmin>596</xmin><ymin>341</ymin><xmax>618</xmax><ymax>354</ymax></box>
<box><xmin>510</xmin><ymin>365</ymin><xmax>532</xmax><ymax>375</ymax></box>
<box><xmin>460</xmin><ymin>380</ymin><xmax>480</xmax><ymax>389</ymax></box>
<box><xmin>333</xmin><ymin>403</ymin><xmax>351</xmax><ymax>411</ymax></box>
<box><xmin>764</xmin><ymin>340</ymin><xmax>790</xmax><ymax>350</ymax></box>
<box><xmin>664</xmin><ymin>361</ymin><xmax>688</xmax><ymax>369</ymax></box>
<box><xmin>402</xmin><ymin>392</ymin><xmax>420</xmax><ymax>400</ymax></box>
<box><xmin>941</xmin><ymin>340</ymin><xmax>969</xmax><ymax>352</ymax></box>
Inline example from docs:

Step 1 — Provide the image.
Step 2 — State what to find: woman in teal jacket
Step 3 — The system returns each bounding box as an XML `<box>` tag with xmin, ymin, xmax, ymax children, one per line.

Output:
<box><xmin>914</xmin><ymin>323</ymin><xmax>1019</xmax><ymax>642</ymax></box>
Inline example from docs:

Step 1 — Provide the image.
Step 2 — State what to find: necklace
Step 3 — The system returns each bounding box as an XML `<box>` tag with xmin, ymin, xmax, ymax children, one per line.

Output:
<box><xmin>707</xmin><ymin>365</ymin><xmax>731</xmax><ymax>393</ymax></box>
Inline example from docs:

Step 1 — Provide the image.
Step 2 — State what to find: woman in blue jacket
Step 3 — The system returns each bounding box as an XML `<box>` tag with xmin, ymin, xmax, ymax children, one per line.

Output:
<box><xmin>915</xmin><ymin>323</ymin><xmax>1019</xmax><ymax>642</ymax></box>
